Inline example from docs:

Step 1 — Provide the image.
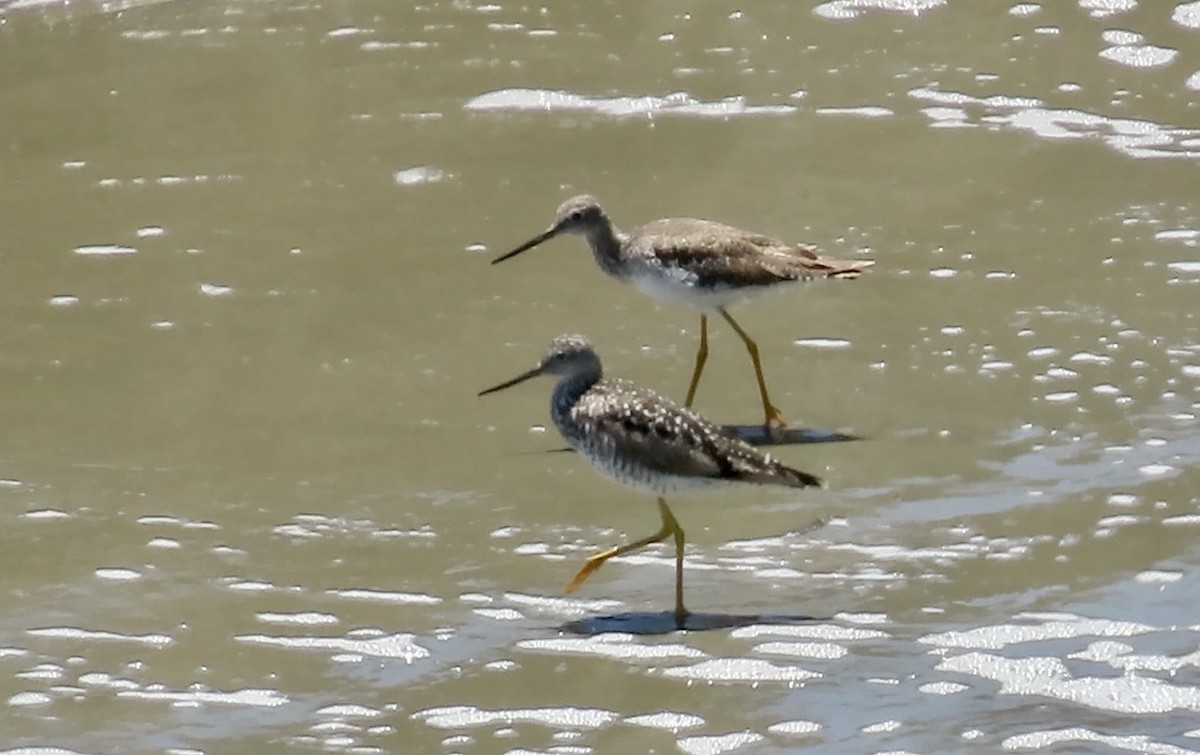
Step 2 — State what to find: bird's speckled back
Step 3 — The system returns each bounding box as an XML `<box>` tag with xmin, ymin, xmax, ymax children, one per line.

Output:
<box><xmin>550</xmin><ymin>375</ymin><xmax>822</xmax><ymax>493</ymax></box>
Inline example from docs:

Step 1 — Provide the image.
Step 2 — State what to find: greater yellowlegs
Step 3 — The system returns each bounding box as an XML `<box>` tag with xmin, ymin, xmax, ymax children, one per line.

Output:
<box><xmin>492</xmin><ymin>195</ymin><xmax>874</xmax><ymax>433</ymax></box>
<box><xmin>479</xmin><ymin>334</ymin><xmax>824</xmax><ymax>627</ymax></box>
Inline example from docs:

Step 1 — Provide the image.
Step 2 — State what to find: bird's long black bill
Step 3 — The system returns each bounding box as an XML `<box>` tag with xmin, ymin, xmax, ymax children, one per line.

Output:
<box><xmin>491</xmin><ymin>226</ymin><xmax>559</xmax><ymax>264</ymax></box>
<box><xmin>478</xmin><ymin>366</ymin><xmax>542</xmax><ymax>396</ymax></box>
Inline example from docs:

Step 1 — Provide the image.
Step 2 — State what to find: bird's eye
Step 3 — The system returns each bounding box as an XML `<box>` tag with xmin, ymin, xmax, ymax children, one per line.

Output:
<box><xmin>569</xmin><ymin>210</ymin><xmax>584</xmax><ymax>222</ymax></box>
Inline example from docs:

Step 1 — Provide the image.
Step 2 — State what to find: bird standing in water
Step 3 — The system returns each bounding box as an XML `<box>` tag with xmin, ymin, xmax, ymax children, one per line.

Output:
<box><xmin>479</xmin><ymin>334</ymin><xmax>824</xmax><ymax>628</ymax></box>
<box><xmin>492</xmin><ymin>195</ymin><xmax>873</xmax><ymax>433</ymax></box>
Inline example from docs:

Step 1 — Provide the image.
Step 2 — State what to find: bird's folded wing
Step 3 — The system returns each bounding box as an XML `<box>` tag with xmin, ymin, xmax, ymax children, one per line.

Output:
<box><xmin>637</xmin><ymin>219</ymin><xmax>870</xmax><ymax>285</ymax></box>
<box><xmin>583</xmin><ymin>388</ymin><xmax>767</xmax><ymax>481</ymax></box>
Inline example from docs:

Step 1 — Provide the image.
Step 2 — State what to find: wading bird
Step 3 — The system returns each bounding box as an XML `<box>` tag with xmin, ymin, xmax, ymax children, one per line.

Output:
<box><xmin>492</xmin><ymin>195</ymin><xmax>873</xmax><ymax>433</ymax></box>
<box><xmin>480</xmin><ymin>334</ymin><xmax>824</xmax><ymax>627</ymax></box>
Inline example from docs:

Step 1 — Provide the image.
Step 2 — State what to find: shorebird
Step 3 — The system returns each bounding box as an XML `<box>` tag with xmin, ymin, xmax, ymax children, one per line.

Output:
<box><xmin>492</xmin><ymin>195</ymin><xmax>873</xmax><ymax>433</ymax></box>
<box><xmin>479</xmin><ymin>334</ymin><xmax>824</xmax><ymax>627</ymax></box>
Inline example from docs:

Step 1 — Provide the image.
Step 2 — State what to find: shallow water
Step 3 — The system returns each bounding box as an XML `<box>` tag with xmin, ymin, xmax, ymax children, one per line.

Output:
<box><xmin>2</xmin><ymin>0</ymin><xmax>1199</xmax><ymax>752</ymax></box>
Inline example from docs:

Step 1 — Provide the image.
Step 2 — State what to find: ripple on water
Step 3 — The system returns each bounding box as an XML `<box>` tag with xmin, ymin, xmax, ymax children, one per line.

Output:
<box><xmin>315</xmin><ymin>704</ymin><xmax>386</xmax><ymax>718</ymax></box>
<box><xmin>17</xmin><ymin>663</ymin><xmax>62</xmax><ymax>680</ymax></box>
<box><xmin>27</xmin><ymin>627</ymin><xmax>173</xmax><ymax>648</ymax></box>
<box><xmin>1176</xmin><ymin>1</ymin><xmax>1200</xmax><ymax>28</ymax></box>
<box><xmin>7</xmin><ymin>691</ymin><xmax>54</xmax><ymax>707</ymax></box>
<box><xmin>325</xmin><ymin>588</ymin><xmax>441</xmax><ymax>605</ymax></box>
<box><xmin>221</xmin><ymin>578</ymin><xmax>301</xmax><ymax>593</ymax></box>
<box><xmin>1070</xmin><ymin>351</ymin><xmax>1113</xmax><ymax>365</ymax></box>
<box><xmin>393</xmin><ymin>166</ymin><xmax>451</xmax><ymax>186</ymax></box>
<box><xmin>1043</xmin><ymin>391</ymin><xmax>1079</xmax><ymax>403</ymax></box>
<box><xmin>660</xmin><ymin>658</ymin><xmax>821</xmax><ymax>683</ymax></box>
<box><xmin>473</xmin><ymin>607</ymin><xmax>524</xmax><ymax>621</ymax></box>
<box><xmin>921</xmin><ymin>612</ymin><xmax>1200</xmax><ymax>716</ymax></box>
<box><xmin>517</xmin><ymin>634</ymin><xmax>706</xmax><ymax>662</ymax></box>
<box><xmin>623</xmin><ymin>711</ymin><xmax>706</xmax><ymax>732</ymax></box>
<box><xmin>812</xmin><ymin>0</ymin><xmax>946</xmax><ymax>20</ymax></box>
<box><xmin>1138</xmin><ymin>462</ymin><xmax>1176</xmax><ymax>477</ymax></box>
<box><xmin>1004</xmin><ymin>728</ymin><xmax>1200</xmax><ymax>753</ymax></box>
<box><xmin>1155</xmin><ymin>228</ymin><xmax>1200</xmax><ymax>243</ymax></box>
<box><xmin>94</xmin><ymin>568</ymin><xmax>142</xmax><ymax>581</ymax></box>
<box><xmin>137</xmin><ymin>515</ymin><xmax>219</xmax><ymax>529</ymax></box>
<box><xmin>1163</xmin><ymin>514</ymin><xmax>1200</xmax><ymax>526</ymax></box>
<box><xmin>74</xmin><ymin>244</ymin><xmax>136</xmax><ymax>256</ymax></box>
<box><xmin>116</xmin><ymin>687</ymin><xmax>289</xmax><ymax>708</ymax></box>
<box><xmin>78</xmin><ymin>672</ymin><xmax>140</xmax><ymax>691</ymax></box>
<box><xmin>938</xmin><ymin>652</ymin><xmax>1200</xmax><ymax>714</ymax></box>
<box><xmin>503</xmin><ymin>591</ymin><xmax>623</xmax><ymax>617</ymax></box>
<box><xmin>677</xmin><ymin>730</ymin><xmax>765</xmax><ymax>755</ymax></box>
<box><xmin>235</xmin><ymin>631</ymin><xmax>430</xmax><ymax>662</ymax></box>
<box><xmin>920</xmin><ymin>613</ymin><xmax>1156</xmax><ymax>650</ymax></box>
<box><xmin>793</xmin><ymin>337</ymin><xmax>851</xmax><ymax>349</ymax></box>
<box><xmin>917</xmin><ymin>681</ymin><xmax>969</xmax><ymax>695</ymax></box>
<box><xmin>198</xmin><ymin>283</ymin><xmax>234</xmax><ymax>297</ymax></box>
<box><xmin>1133</xmin><ymin>570</ymin><xmax>1183</xmax><ymax>584</ymax></box>
<box><xmin>465</xmin><ymin>89</ymin><xmax>795</xmax><ymax>118</ymax></box>
<box><xmin>815</xmin><ymin>106</ymin><xmax>894</xmax><ymax>118</ymax></box>
<box><xmin>23</xmin><ymin>509</ymin><xmax>71</xmax><ymax>520</ymax></box>
<box><xmin>730</xmin><ymin>623</ymin><xmax>890</xmax><ymax>641</ymax></box>
<box><xmin>256</xmin><ymin>611</ymin><xmax>340</xmax><ymax>626</ymax></box>
<box><xmin>1079</xmin><ymin>0</ymin><xmax>1137</xmax><ymax>19</ymax></box>
<box><xmin>412</xmin><ymin>705</ymin><xmax>618</xmax><ymax>730</ymax></box>
<box><xmin>752</xmin><ymin>641</ymin><xmax>849</xmax><ymax>660</ymax></box>
<box><xmin>908</xmin><ymin>86</ymin><xmax>1200</xmax><ymax>159</ymax></box>
<box><xmin>1099</xmin><ymin>42</ymin><xmax>1178</xmax><ymax>69</ymax></box>
<box><xmin>768</xmin><ymin>721</ymin><xmax>822</xmax><ymax>741</ymax></box>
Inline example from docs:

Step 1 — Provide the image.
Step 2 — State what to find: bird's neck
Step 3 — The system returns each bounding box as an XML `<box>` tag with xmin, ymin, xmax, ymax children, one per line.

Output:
<box><xmin>585</xmin><ymin>221</ymin><xmax>628</xmax><ymax>280</ymax></box>
<box><xmin>550</xmin><ymin>368</ymin><xmax>602</xmax><ymax>431</ymax></box>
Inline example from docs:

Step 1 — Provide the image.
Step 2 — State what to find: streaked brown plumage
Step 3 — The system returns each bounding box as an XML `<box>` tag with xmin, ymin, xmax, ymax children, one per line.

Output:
<box><xmin>492</xmin><ymin>195</ymin><xmax>873</xmax><ymax>432</ymax></box>
<box><xmin>479</xmin><ymin>334</ymin><xmax>823</xmax><ymax>627</ymax></box>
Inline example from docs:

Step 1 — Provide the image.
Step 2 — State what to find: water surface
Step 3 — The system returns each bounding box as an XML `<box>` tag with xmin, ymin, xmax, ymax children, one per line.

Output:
<box><xmin>2</xmin><ymin>0</ymin><xmax>1199</xmax><ymax>752</ymax></box>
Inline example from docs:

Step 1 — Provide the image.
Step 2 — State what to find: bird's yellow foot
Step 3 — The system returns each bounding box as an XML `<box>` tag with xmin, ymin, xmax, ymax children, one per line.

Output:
<box><xmin>563</xmin><ymin>549</ymin><xmax>615</xmax><ymax>594</ymax></box>
<box><xmin>765</xmin><ymin>405</ymin><xmax>788</xmax><ymax>438</ymax></box>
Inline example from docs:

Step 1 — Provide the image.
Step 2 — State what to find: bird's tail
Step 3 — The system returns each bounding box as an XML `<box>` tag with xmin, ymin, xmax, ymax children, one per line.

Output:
<box><xmin>745</xmin><ymin>463</ymin><xmax>825</xmax><ymax>489</ymax></box>
<box><xmin>783</xmin><ymin>465</ymin><xmax>825</xmax><ymax>488</ymax></box>
<box><xmin>792</xmin><ymin>246</ymin><xmax>876</xmax><ymax>280</ymax></box>
<box><xmin>821</xmin><ymin>260</ymin><xmax>874</xmax><ymax>280</ymax></box>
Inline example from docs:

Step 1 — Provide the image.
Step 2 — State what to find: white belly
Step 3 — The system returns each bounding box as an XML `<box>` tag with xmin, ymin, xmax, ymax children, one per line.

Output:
<box><xmin>572</xmin><ymin>435</ymin><xmax>727</xmax><ymax>495</ymax></box>
<box><xmin>626</xmin><ymin>262</ymin><xmax>783</xmax><ymax>312</ymax></box>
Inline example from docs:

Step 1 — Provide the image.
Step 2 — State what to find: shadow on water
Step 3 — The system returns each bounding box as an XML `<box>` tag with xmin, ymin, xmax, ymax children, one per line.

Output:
<box><xmin>560</xmin><ymin>611</ymin><xmax>830</xmax><ymax>636</ymax></box>
<box><xmin>720</xmin><ymin>424</ymin><xmax>862</xmax><ymax>447</ymax></box>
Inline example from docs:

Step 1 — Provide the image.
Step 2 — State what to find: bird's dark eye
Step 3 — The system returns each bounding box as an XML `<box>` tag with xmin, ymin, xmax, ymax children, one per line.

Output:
<box><xmin>569</xmin><ymin>210</ymin><xmax>584</xmax><ymax>222</ymax></box>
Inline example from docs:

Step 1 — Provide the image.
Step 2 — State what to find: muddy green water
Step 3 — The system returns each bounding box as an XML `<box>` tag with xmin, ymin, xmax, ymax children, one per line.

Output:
<box><xmin>2</xmin><ymin>0</ymin><xmax>1200</xmax><ymax>753</ymax></box>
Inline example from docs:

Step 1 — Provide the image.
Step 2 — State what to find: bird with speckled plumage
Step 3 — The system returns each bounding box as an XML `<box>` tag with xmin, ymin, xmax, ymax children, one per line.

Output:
<box><xmin>491</xmin><ymin>195</ymin><xmax>873</xmax><ymax>434</ymax></box>
<box><xmin>479</xmin><ymin>334</ymin><xmax>824</xmax><ymax>627</ymax></box>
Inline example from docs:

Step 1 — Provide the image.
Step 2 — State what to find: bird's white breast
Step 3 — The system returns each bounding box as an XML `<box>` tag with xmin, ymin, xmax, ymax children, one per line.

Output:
<box><xmin>626</xmin><ymin>262</ymin><xmax>758</xmax><ymax>312</ymax></box>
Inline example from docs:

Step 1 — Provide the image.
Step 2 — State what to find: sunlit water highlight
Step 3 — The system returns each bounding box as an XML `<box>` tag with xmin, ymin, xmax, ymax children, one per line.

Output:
<box><xmin>2</xmin><ymin>0</ymin><xmax>1199</xmax><ymax>752</ymax></box>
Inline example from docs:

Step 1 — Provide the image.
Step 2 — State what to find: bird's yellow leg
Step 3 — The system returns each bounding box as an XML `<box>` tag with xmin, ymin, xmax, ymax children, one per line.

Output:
<box><xmin>719</xmin><ymin>308</ymin><xmax>787</xmax><ymax>430</ymax></box>
<box><xmin>683</xmin><ymin>314</ymin><xmax>709</xmax><ymax>408</ymax></box>
<box><xmin>564</xmin><ymin>497</ymin><xmax>675</xmax><ymax>594</ymax></box>
<box><xmin>659</xmin><ymin>498</ymin><xmax>689</xmax><ymax>626</ymax></box>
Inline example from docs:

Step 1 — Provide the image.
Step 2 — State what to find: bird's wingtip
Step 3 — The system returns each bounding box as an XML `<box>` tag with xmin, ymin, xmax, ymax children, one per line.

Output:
<box><xmin>792</xmin><ymin>469</ymin><xmax>825</xmax><ymax>489</ymax></box>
